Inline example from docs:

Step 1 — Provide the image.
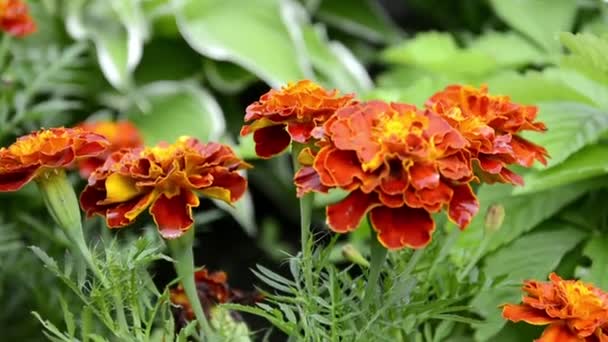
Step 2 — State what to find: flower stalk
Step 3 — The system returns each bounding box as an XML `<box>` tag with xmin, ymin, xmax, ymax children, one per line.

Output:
<box><xmin>167</xmin><ymin>228</ymin><xmax>214</xmax><ymax>340</ymax></box>
<box><xmin>362</xmin><ymin>227</ymin><xmax>388</xmax><ymax>309</ymax></box>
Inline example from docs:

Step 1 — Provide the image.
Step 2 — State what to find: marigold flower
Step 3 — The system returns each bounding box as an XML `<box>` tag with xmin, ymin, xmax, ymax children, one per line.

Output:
<box><xmin>502</xmin><ymin>273</ymin><xmax>608</xmax><ymax>341</ymax></box>
<box><xmin>171</xmin><ymin>269</ymin><xmax>263</xmax><ymax>324</ymax></box>
<box><xmin>0</xmin><ymin>127</ymin><xmax>109</xmax><ymax>191</ymax></box>
<box><xmin>240</xmin><ymin>80</ymin><xmax>355</xmax><ymax>158</ymax></box>
<box><xmin>295</xmin><ymin>100</ymin><xmax>479</xmax><ymax>250</ymax></box>
<box><xmin>75</xmin><ymin>121</ymin><xmax>144</xmax><ymax>178</ymax></box>
<box><xmin>80</xmin><ymin>137</ymin><xmax>250</xmax><ymax>239</ymax></box>
<box><xmin>426</xmin><ymin>85</ymin><xmax>548</xmax><ymax>185</ymax></box>
<box><xmin>0</xmin><ymin>0</ymin><xmax>36</xmax><ymax>37</ymax></box>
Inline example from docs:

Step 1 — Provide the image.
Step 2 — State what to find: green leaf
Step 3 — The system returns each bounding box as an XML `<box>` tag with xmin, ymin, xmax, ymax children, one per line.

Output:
<box><xmin>515</xmin><ymin>145</ymin><xmax>608</xmax><ymax>195</ymax></box>
<box><xmin>489</xmin><ymin>0</ymin><xmax>577</xmax><ymax>53</ymax></box>
<box><xmin>175</xmin><ymin>0</ymin><xmax>310</xmax><ymax>86</ymax></box>
<box><xmin>127</xmin><ymin>81</ymin><xmax>225</xmax><ymax>144</ymax></box>
<box><xmin>301</xmin><ymin>24</ymin><xmax>372</xmax><ymax>93</ymax></box>
<box><xmin>524</xmin><ymin>102</ymin><xmax>608</xmax><ymax>168</ymax></box>
<box><xmin>203</xmin><ymin>60</ymin><xmax>257</xmax><ymax>94</ymax></box>
<box><xmin>316</xmin><ymin>0</ymin><xmax>401</xmax><ymax>44</ymax></box>
<box><xmin>471</xmin><ymin>223</ymin><xmax>587</xmax><ymax>341</ymax></box>
<box><xmin>468</xmin><ymin>31</ymin><xmax>547</xmax><ymax>68</ymax></box>
<box><xmin>452</xmin><ymin>180</ymin><xmax>595</xmax><ymax>265</ymax></box>
<box><xmin>381</xmin><ymin>32</ymin><xmax>497</xmax><ymax>77</ymax></box>
<box><xmin>560</xmin><ymin>32</ymin><xmax>608</xmax><ymax>86</ymax></box>
<box><xmin>576</xmin><ymin>237</ymin><xmax>608</xmax><ymax>289</ymax></box>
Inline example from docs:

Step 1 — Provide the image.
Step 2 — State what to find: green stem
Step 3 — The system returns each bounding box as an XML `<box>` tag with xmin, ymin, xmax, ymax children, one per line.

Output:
<box><xmin>167</xmin><ymin>229</ymin><xmax>213</xmax><ymax>340</ymax></box>
<box><xmin>362</xmin><ymin>229</ymin><xmax>388</xmax><ymax>309</ymax></box>
<box><xmin>457</xmin><ymin>237</ymin><xmax>489</xmax><ymax>282</ymax></box>
<box><xmin>0</xmin><ymin>34</ymin><xmax>10</xmax><ymax>72</ymax></box>
<box><xmin>291</xmin><ymin>143</ymin><xmax>314</xmax><ymax>291</ymax></box>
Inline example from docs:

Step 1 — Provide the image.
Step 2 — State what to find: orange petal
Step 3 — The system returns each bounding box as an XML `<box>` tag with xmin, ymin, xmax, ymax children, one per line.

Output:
<box><xmin>326</xmin><ymin>190</ymin><xmax>379</xmax><ymax>233</ymax></box>
<box><xmin>380</xmin><ymin>161</ymin><xmax>409</xmax><ymax>195</ymax></box>
<box><xmin>409</xmin><ymin>163</ymin><xmax>440</xmax><ymax>190</ymax></box>
<box><xmin>536</xmin><ymin>323</ymin><xmax>582</xmax><ymax>342</ymax></box>
<box><xmin>502</xmin><ymin>304</ymin><xmax>555</xmax><ymax>325</ymax></box>
<box><xmin>324</xmin><ymin>149</ymin><xmax>364</xmax><ymax>187</ymax></box>
<box><xmin>150</xmin><ymin>190</ymin><xmax>200</xmax><ymax>239</ymax></box>
<box><xmin>448</xmin><ymin>183</ymin><xmax>479</xmax><ymax>229</ymax></box>
<box><xmin>0</xmin><ymin>165</ymin><xmax>38</xmax><ymax>191</ymax></box>
<box><xmin>369</xmin><ymin>205</ymin><xmax>435</xmax><ymax>250</ymax></box>
<box><xmin>253</xmin><ymin>125</ymin><xmax>291</xmax><ymax>159</ymax></box>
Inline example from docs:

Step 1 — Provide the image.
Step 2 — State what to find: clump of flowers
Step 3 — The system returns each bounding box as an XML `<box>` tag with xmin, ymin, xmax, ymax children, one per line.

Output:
<box><xmin>240</xmin><ymin>80</ymin><xmax>354</xmax><ymax>158</ymax></box>
<box><xmin>502</xmin><ymin>273</ymin><xmax>608</xmax><ymax>341</ymax></box>
<box><xmin>295</xmin><ymin>101</ymin><xmax>477</xmax><ymax>249</ymax></box>
<box><xmin>80</xmin><ymin>137</ymin><xmax>250</xmax><ymax>239</ymax></box>
<box><xmin>171</xmin><ymin>269</ymin><xmax>262</xmax><ymax>326</ymax></box>
<box><xmin>244</xmin><ymin>81</ymin><xmax>548</xmax><ymax>250</ymax></box>
<box><xmin>426</xmin><ymin>85</ymin><xmax>548</xmax><ymax>185</ymax></box>
<box><xmin>0</xmin><ymin>0</ymin><xmax>36</xmax><ymax>37</ymax></box>
<box><xmin>75</xmin><ymin>120</ymin><xmax>144</xmax><ymax>178</ymax></box>
<box><xmin>0</xmin><ymin>127</ymin><xmax>109</xmax><ymax>191</ymax></box>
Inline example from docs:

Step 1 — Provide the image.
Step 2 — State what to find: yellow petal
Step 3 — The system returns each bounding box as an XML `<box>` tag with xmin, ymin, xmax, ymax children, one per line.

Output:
<box><xmin>104</xmin><ymin>173</ymin><xmax>141</xmax><ymax>203</ymax></box>
<box><xmin>200</xmin><ymin>186</ymin><xmax>232</xmax><ymax>204</ymax></box>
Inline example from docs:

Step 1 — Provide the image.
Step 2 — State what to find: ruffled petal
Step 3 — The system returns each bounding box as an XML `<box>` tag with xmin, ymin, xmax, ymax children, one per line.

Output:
<box><xmin>253</xmin><ymin>125</ymin><xmax>291</xmax><ymax>159</ymax></box>
<box><xmin>326</xmin><ymin>190</ymin><xmax>379</xmax><ymax>233</ymax></box>
<box><xmin>448</xmin><ymin>184</ymin><xmax>479</xmax><ymax>229</ymax></box>
<box><xmin>107</xmin><ymin>191</ymin><xmax>157</xmax><ymax>227</ymax></box>
<box><xmin>536</xmin><ymin>323</ymin><xmax>581</xmax><ymax>342</ymax></box>
<box><xmin>287</xmin><ymin>121</ymin><xmax>315</xmax><ymax>143</ymax></box>
<box><xmin>502</xmin><ymin>304</ymin><xmax>556</xmax><ymax>325</ymax></box>
<box><xmin>150</xmin><ymin>190</ymin><xmax>200</xmax><ymax>239</ymax></box>
<box><xmin>409</xmin><ymin>163</ymin><xmax>440</xmax><ymax>190</ymax></box>
<box><xmin>369</xmin><ymin>206</ymin><xmax>435</xmax><ymax>249</ymax></box>
<box><xmin>294</xmin><ymin>166</ymin><xmax>328</xmax><ymax>197</ymax></box>
<box><xmin>323</xmin><ymin>149</ymin><xmax>364</xmax><ymax>187</ymax></box>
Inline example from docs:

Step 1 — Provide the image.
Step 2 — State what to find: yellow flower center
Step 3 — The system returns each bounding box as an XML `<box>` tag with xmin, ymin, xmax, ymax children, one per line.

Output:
<box><xmin>9</xmin><ymin>130</ymin><xmax>60</xmax><ymax>156</ymax></box>
<box><xmin>561</xmin><ymin>281</ymin><xmax>605</xmax><ymax>316</ymax></box>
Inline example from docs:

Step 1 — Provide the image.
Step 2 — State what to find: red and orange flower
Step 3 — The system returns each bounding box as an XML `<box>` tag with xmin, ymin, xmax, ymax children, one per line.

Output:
<box><xmin>240</xmin><ymin>80</ymin><xmax>354</xmax><ymax>158</ymax></box>
<box><xmin>503</xmin><ymin>273</ymin><xmax>608</xmax><ymax>342</ymax></box>
<box><xmin>0</xmin><ymin>0</ymin><xmax>36</xmax><ymax>37</ymax></box>
<box><xmin>426</xmin><ymin>85</ymin><xmax>548</xmax><ymax>185</ymax></box>
<box><xmin>80</xmin><ymin>137</ymin><xmax>250</xmax><ymax>239</ymax></box>
<box><xmin>75</xmin><ymin>120</ymin><xmax>143</xmax><ymax>178</ymax></box>
<box><xmin>295</xmin><ymin>100</ymin><xmax>479</xmax><ymax>250</ymax></box>
<box><xmin>171</xmin><ymin>269</ymin><xmax>262</xmax><ymax>324</ymax></box>
<box><xmin>0</xmin><ymin>127</ymin><xmax>109</xmax><ymax>191</ymax></box>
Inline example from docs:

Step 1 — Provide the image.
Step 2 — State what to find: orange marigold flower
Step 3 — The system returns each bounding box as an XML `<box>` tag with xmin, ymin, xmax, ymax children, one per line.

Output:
<box><xmin>0</xmin><ymin>0</ymin><xmax>36</xmax><ymax>37</ymax></box>
<box><xmin>240</xmin><ymin>80</ymin><xmax>355</xmax><ymax>158</ymax></box>
<box><xmin>295</xmin><ymin>101</ymin><xmax>479</xmax><ymax>250</ymax></box>
<box><xmin>502</xmin><ymin>273</ymin><xmax>608</xmax><ymax>342</ymax></box>
<box><xmin>75</xmin><ymin>121</ymin><xmax>144</xmax><ymax>178</ymax></box>
<box><xmin>171</xmin><ymin>269</ymin><xmax>263</xmax><ymax>325</ymax></box>
<box><xmin>80</xmin><ymin>137</ymin><xmax>250</xmax><ymax>239</ymax></box>
<box><xmin>426</xmin><ymin>85</ymin><xmax>549</xmax><ymax>185</ymax></box>
<box><xmin>0</xmin><ymin>127</ymin><xmax>109</xmax><ymax>191</ymax></box>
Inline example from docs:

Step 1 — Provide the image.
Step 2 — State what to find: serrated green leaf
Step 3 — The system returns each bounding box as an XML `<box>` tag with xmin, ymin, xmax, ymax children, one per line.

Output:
<box><xmin>453</xmin><ymin>180</ymin><xmax>595</xmax><ymax>264</ymax></box>
<box><xmin>468</xmin><ymin>31</ymin><xmax>547</xmax><ymax>68</ymax></box>
<box><xmin>128</xmin><ymin>81</ymin><xmax>225</xmax><ymax>144</ymax></box>
<box><xmin>524</xmin><ymin>102</ymin><xmax>608</xmax><ymax>168</ymax></box>
<box><xmin>175</xmin><ymin>0</ymin><xmax>309</xmax><ymax>86</ymax></box>
<box><xmin>560</xmin><ymin>32</ymin><xmax>608</xmax><ymax>86</ymax></box>
<box><xmin>515</xmin><ymin>145</ymin><xmax>608</xmax><ymax>195</ymax></box>
<box><xmin>576</xmin><ymin>237</ymin><xmax>608</xmax><ymax>289</ymax></box>
<box><xmin>489</xmin><ymin>0</ymin><xmax>576</xmax><ymax>53</ymax></box>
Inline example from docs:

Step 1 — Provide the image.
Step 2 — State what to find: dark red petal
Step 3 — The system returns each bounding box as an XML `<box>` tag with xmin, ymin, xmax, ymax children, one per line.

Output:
<box><xmin>369</xmin><ymin>206</ymin><xmax>435</xmax><ymax>250</ymax></box>
<box><xmin>326</xmin><ymin>190</ymin><xmax>379</xmax><ymax>233</ymax></box>
<box><xmin>294</xmin><ymin>166</ymin><xmax>329</xmax><ymax>197</ymax></box>
<box><xmin>287</xmin><ymin>121</ymin><xmax>315</xmax><ymax>143</ymax></box>
<box><xmin>253</xmin><ymin>125</ymin><xmax>291</xmax><ymax>159</ymax></box>
<box><xmin>448</xmin><ymin>184</ymin><xmax>479</xmax><ymax>229</ymax></box>
<box><xmin>0</xmin><ymin>165</ymin><xmax>38</xmax><ymax>191</ymax></box>
<box><xmin>150</xmin><ymin>190</ymin><xmax>200</xmax><ymax>239</ymax></box>
<box><xmin>209</xmin><ymin>171</ymin><xmax>248</xmax><ymax>202</ymax></box>
<box><xmin>106</xmin><ymin>192</ymin><xmax>156</xmax><ymax>228</ymax></box>
<box><xmin>78</xmin><ymin>158</ymin><xmax>103</xmax><ymax>179</ymax></box>
<box><xmin>380</xmin><ymin>162</ymin><xmax>409</xmax><ymax>195</ymax></box>
<box><xmin>79</xmin><ymin>183</ymin><xmax>107</xmax><ymax>216</ymax></box>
